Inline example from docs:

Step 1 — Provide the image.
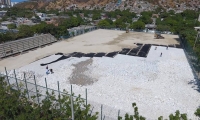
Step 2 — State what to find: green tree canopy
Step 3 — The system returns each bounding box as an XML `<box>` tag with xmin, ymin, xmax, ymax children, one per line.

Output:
<box><xmin>130</xmin><ymin>21</ymin><xmax>145</xmax><ymax>30</ymax></box>
<box><xmin>17</xmin><ymin>25</ymin><xmax>34</xmax><ymax>39</ymax></box>
<box><xmin>7</xmin><ymin>23</ymin><xmax>16</xmax><ymax>29</ymax></box>
<box><xmin>92</xmin><ymin>13</ymin><xmax>101</xmax><ymax>20</ymax></box>
<box><xmin>0</xmin><ymin>77</ymin><xmax>98</xmax><ymax>119</ymax></box>
<box><xmin>139</xmin><ymin>15</ymin><xmax>153</xmax><ymax>24</ymax></box>
<box><xmin>98</xmin><ymin>20</ymin><xmax>110</xmax><ymax>27</ymax></box>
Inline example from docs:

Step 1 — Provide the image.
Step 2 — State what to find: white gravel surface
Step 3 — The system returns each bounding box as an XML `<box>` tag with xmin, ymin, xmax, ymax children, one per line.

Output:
<box><xmin>4</xmin><ymin>46</ymin><xmax>200</xmax><ymax>119</ymax></box>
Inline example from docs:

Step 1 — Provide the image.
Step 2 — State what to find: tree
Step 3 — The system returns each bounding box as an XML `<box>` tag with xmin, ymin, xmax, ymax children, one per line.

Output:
<box><xmin>0</xmin><ymin>32</ymin><xmax>16</xmax><ymax>43</ymax></box>
<box><xmin>98</xmin><ymin>20</ymin><xmax>110</xmax><ymax>27</ymax></box>
<box><xmin>160</xmin><ymin>12</ymin><xmax>169</xmax><ymax>18</ymax></box>
<box><xmin>0</xmin><ymin>77</ymin><xmax>98</xmax><ymax>119</ymax></box>
<box><xmin>17</xmin><ymin>25</ymin><xmax>34</xmax><ymax>39</ymax></box>
<box><xmin>168</xmin><ymin>10</ymin><xmax>175</xmax><ymax>15</ymax></box>
<box><xmin>114</xmin><ymin>19</ymin><xmax>126</xmax><ymax>29</ymax></box>
<box><xmin>156</xmin><ymin>25</ymin><xmax>170</xmax><ymax>31</ymax></box>
<box><xmin>168</xmin><ymin>110</ymin><xmax>187</xmax><ymax>120</ymax></box>
<box><xmin>130</xmin><ymin>21</ymin><xmax>145</xmax><ymax>30</ymax></box>
<box><xmin>92</xmin><ymin>13</ymin><xmax>101</xmax><ymax>20</ymax></box>
<box><xmin>139</xmin><ymin>15</ymin><xmax>153</xmax><ymax>24</ymax></box>
<box><xmin>70</xmin><ymin>17</ymin><xmax>80</xmax><ymax>27</ymax></box>
<box><xmin>7</xmin><ymin>23</ymin><xmax>16</xmax><ymax>29</ymax></box>
<box><xmin>195</xmin><ymin>108</ymin><xmax>200</xmax><ymax>118</ymax></box>
<box><xmin>118</xmin><ymin>103</ymin><xmax>146</xmax><ymax>120</ymax></box>
<box><xmin>105</xmin><ymin>18</ymin><xmax>113</xmax><ymax>25</ymax></box>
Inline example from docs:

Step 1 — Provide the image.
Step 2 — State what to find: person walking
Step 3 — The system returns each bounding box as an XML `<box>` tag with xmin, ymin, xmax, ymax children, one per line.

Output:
<box><xmin>155</xmin><ymin>47</ymin><xmax>157</xmax><ymax>50</ymax></box>
<box><xmin>160</xmin><ymin>52</ymin><xmax>162</xmax><ymax>57</ymax></box>
<box><xmin>46</xmin><ymin>65</ymin><xmax>48</xmax><ymax>70</ymax></box>
<box><xmin>166</xmin><ymin>46</ymin><xmax>168</xmax><ymax>50</ymax></box>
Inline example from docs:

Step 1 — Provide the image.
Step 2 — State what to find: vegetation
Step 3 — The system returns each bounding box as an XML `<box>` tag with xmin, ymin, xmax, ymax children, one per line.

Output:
<box><xmin>0</xmin><ymin>77</ymin><xmax>98</xmax><ymax>119</ymax></box>
<box><xmin>0</xmin><ymin>10</ymin><xmax>84</xmax><ymax>43</ymax></box>
<box><xmin>7</xmin><ymin>24</ymin><xmax>16</xmax><ymax>29</ymax></box>
<box><xmin>130</xmin><ymin>21</ymin><xmax>145</xmax><ymax>30</ymax></box>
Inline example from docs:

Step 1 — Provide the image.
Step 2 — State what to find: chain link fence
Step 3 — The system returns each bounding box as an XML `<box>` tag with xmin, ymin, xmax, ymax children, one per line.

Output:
<box><xmin>179</xmin><ymin>35</ymin><xmax>200</xmax><ymax>79</ymax></box>
<box><xmin>0</xmin><ymin>67</ymin><xmax>133</xmax><ymax>120</ymax></box>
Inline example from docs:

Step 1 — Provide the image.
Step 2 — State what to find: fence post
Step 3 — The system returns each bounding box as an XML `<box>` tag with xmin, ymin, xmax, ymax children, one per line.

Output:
<box><xmin>34</xmin><ymin>75</ymin><xmax>39</xmax><ymax>104</ymax></box>
<box><xmin>3</xmin><ymin>44</ymin><xmax>6</xmax><ymax>57</ymax></box>
<box><xmin>70</xmin><ymin>89</ymin><xmax>74</xmax><ymax>120</ymax></box>
<box><xmin>57</xmin><ymin>81</ymin><xmax>61</xmax><ymax>109</ymax></box>
<box><xmin>118</xmin><ymin>110</ymin><xmax>120</xmax><ymax>119</ymax></box>
<box><xmin>45</xmin><ymin>78</ymin><xmax>48</xmax><ymax>93</ymax></box>
<box><xmin>85</xmin><ymin>88</ymin><xmax>88</xmax><ymax>120</ymax></box>
<box><xmin>101</xmin><ymin>104</ymin><xmax>103</xmax><ymax>120</ymax></box>
<box><xmin>14</xmin><ymin>69</ymin><xmax>19</xmax><ymax>90</ymax></box>
<box><xmin>71</xmin><ymin>84</ymin><xmax>73</xmax><ymax>95</ymax></box>
<box><xmin>4</xmin><ymin>67</ymin><xmax>10</xmax><ymax>86</ymax></box>
<box><xmin>24</xmin><ymin>72</ymin><xmax>29</xmax><ymax>99</ymax></box>
<box><xmin>85</xmin><ymin>88</ymin><xmax>87</xmax><ymax>106</ymax></box>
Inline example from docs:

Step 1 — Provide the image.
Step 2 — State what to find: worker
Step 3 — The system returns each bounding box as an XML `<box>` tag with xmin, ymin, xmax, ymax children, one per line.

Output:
<box><xmin>46</xmin><ymin>65</ymin><xmax>48</xmax><ymax>70</ymax></box>
<box><xmin>50</xmin><ymin>69</ymin><xmax>54</xmax><ymax>74</ymax></box>
<box><xmin>46</xmin><ymin>69</ymin><xmax>50</xmax><ymax>75</ymax></box>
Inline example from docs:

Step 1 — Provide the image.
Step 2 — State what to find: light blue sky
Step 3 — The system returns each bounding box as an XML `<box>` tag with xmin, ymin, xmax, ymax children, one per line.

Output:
<box><xmin>11</xmin><ymin>0</ymin><xmax>26</xmax><ymax>2</ymax></box>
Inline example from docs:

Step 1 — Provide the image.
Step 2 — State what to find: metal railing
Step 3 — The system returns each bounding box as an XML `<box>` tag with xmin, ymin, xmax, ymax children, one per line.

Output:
<box><xmin>0</xmin><ymin>34</ymin><xmax>57</xmax><ymax>58</ymax></box>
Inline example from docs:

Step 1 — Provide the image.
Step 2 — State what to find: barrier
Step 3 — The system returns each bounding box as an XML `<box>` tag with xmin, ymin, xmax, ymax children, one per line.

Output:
<box><xmin>0</xmin><ymin>34</ymin><xmax>57</xmax><ymax>58</ymax></box>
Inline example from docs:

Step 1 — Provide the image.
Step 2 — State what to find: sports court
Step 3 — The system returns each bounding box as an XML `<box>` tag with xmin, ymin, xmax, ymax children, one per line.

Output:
<box><xmin>0</xmin><ymin>29</ymin><xmax>199</xmax><ymax>119</ymax></box>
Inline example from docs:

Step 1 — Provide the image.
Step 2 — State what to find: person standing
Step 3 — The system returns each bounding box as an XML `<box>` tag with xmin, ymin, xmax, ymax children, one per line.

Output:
<box><xmin>166</xmin><ymin>46</ymin><xmax>168</xmax><ymax>50</ymax></box>
<box><xmin>46</xmin><ymin>65</ymin><xmax>48</xmax><ymax>70</ymax></box>
<box><xmin>160</xmin><ymin>52</ymin><xmax>162</xmax><ymax>57</ymax></box>
<box><xmin>46</xmin><ymin>69</ymin><xmax>49</xmax><ymax>75</ymax></box>
<box><xmin>50</xmin><ymin>69</ymin><xmax>54</xmax><ymax>74</ymax></box>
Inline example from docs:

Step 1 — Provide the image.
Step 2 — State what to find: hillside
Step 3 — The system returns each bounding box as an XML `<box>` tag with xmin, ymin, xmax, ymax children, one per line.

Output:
<box><xmin>14</xmin><ymin>0</ymin><xmax>198</xmax><ymax>10</ymax></box>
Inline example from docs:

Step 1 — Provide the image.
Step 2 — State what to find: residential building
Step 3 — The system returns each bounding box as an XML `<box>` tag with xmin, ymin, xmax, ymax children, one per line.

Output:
<box><xmin>0</xmin><ymin>0</ymin><xmax>11</xmax><ymax>7</ymax></box>
<box><xmin>11</xmin><ymin>2</ymin><xmax>18</xmax><ymax>7</ymax></box>
<box><xmin>0</xmin><ymin>21</ymin><xmax>14</xmax><ymax>29</ymax></box>
<box><xmin>0</xmin><ymin>11</ymin><xmax>7</xmax><ymax>17</ymax></box>
<box><xmin>36</xmin><ymin>13</ymin><xmax>47</xmax><ymax>18</ymax></box>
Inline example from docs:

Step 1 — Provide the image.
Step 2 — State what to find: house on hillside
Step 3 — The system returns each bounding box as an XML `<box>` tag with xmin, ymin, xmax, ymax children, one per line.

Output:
<box><xmin>132</xmin><ymin>18</ymin><xmax>139</xmax><ymax>23</ymax></box>
<box><xmin>0</xmin><ymin>21</ymin><xmax>14</xmax><ymax>29</ymax></box>
<box><xmin>145</xmin><ymin>24</ymin><xmax>156</xmax><ymax>33</ymax></box>
<box><xmin>0</xmin><ymin>11</ymin><xmax>7</xmax><ymax>17</ymax></box>
<box><xmin>31</xmin><ymin>16</ymin><xmax>41</xmax><ymax>23</ymax></box>
<box><xmin>36</xmin><ymin>13</ymin><xmax>47</xmax><ymax>18</ymax></box>
<box><xmin>79</xmin><ymin>13</ymin><xmax>84</xmax><ymax>18</ymax></box>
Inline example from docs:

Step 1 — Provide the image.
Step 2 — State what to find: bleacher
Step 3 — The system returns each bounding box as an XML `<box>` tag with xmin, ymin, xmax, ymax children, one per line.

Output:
<box><xmin>0</xmin><ymin>34</ymin><xmax>57</xmax><ymax>58</ymax></box>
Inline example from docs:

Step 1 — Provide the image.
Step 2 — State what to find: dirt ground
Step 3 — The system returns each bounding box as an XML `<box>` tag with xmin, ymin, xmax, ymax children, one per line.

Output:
<box><xmin>0</xmin><ymin>29</ymin><xmax>179</xmax><ymax>71</ymax></box>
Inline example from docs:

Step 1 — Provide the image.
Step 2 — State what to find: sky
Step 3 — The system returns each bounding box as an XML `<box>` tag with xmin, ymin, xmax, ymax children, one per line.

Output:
<box><xmin>11</xmin><ymin>0</ymin><xmax>27</xmax><ymax>3</ymax></box>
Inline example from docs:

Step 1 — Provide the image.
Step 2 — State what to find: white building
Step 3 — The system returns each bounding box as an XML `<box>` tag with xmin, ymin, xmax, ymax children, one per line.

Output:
<box><xmin>0</xmin><ymin>11</ymin><xmax>7</xmax><ymax>17</ymax></box>
<box><xmin>0</xmin><ymin>21</ymin><xmax>14</xmax><ymax>29</ymax></box>
<box><xmin>11</xmin><ymin>2</ymin><xmax>18</xmax><ymax>7</ymax></box>
<box><xmin>36</xmin><ymin>13</ymin><xmax>47</xmax><ymax>18</ymax></box>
